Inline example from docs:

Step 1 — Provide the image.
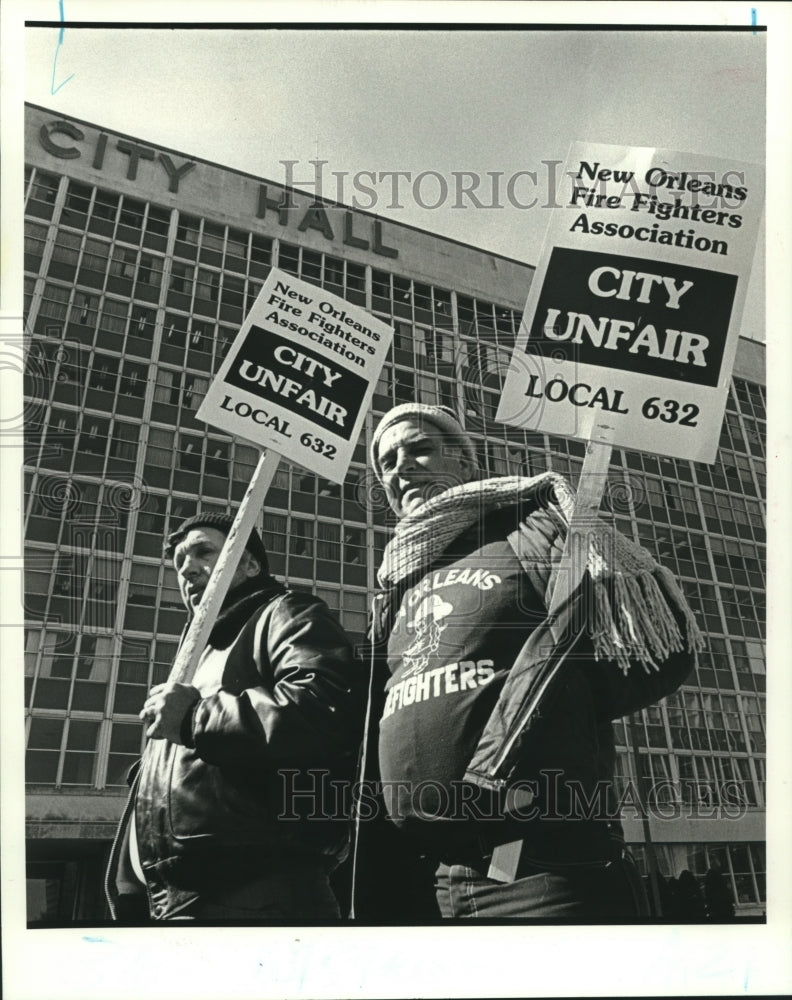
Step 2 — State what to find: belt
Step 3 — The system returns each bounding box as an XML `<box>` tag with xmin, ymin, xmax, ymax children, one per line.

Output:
<box><xmin>437</xmin><ymin>827</ymin><xmax>625</xmax><ymax>881</ymax></box>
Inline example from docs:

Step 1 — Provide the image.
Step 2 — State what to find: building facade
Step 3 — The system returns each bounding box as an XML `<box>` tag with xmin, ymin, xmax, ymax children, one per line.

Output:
<box><xmin>22</xmin><ymin>104</ymin><xmax>766</xmax><ymax>922</ymax></box>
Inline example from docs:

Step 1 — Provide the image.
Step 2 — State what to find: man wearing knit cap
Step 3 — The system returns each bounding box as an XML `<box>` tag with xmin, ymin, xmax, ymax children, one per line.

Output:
<box><xmin>356</xmin><ymin>402</ymin><xmax>701</xmax><ymax>920</ymax></box>
<box><xmin>106</xmin><ymin>512</ymin><xmax>363</xmax><ymax>921</ymax></box>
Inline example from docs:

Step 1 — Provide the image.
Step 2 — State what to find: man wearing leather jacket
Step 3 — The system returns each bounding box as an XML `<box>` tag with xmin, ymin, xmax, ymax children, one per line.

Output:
<box><xmin>105</xmin><ymin>512</ymin><xmax>362</xmax><ymax>921</ymax></box>
<box><xmin>355</xmin><ymin>403</ymin><xmax>700</xmax><ymax>921</ymax></box>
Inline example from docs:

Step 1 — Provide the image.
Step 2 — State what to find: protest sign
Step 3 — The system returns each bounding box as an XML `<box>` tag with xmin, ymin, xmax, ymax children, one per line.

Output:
<box><xmin>164</xmin><ymin>270</ymin><xmax>392</xmax><ymax>687</ymax></box>
<box><xmin>196</xmin><ymin>267</ymin><xmax>394</xmax><ymax>482</ymax></box>
<box><xmin>496</xmin><ymin>142</ymin><xmax>764</xmax><ymax>464</ymax></box>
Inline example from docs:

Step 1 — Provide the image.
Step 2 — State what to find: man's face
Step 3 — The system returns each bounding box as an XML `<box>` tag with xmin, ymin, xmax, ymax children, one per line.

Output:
<box><xmin>172</xmin><ymin>527</ymin><xmax>259</xmax><ymax>612</ymax></box>
<box><xmin>377</xmin><ymin>418</ymin><xmax>475</xmax><ymax>518</ymax></box>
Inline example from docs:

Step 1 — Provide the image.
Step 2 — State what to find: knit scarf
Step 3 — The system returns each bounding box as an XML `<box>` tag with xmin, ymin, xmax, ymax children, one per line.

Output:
<box><xmin>377</xmin><ymin>474</ymin><xmax>704</xmax><ymax>675</ymax></box>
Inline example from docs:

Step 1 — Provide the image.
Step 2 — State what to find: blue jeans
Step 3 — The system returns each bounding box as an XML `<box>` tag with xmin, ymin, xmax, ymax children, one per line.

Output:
<box><xmin>435</xmin><ymin>854</ymin><xmax>648</xmax><ymax>921</ymax></box>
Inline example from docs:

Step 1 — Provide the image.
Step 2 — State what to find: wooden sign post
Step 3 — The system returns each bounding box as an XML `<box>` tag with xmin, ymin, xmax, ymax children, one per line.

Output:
<box><xmin>165</xmin><ymin>449</ymin><xmax>280</xmax><ymax>686</ymax></box>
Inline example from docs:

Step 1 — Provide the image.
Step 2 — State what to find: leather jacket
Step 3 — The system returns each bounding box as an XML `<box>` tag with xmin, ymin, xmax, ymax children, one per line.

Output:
<box><xmin>106</xmin><ymin>577</ymin><xmax>363</xmax><ymax>919</ymax></box>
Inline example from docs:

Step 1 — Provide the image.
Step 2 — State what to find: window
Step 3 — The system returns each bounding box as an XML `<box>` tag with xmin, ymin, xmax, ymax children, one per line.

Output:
<box><xmin>48</xmin><ymin>230</ymin><xmax>82</xmax><ymax>279</ymax></box>
<box><xmin>89</xmin><ymin>188</ymin><xmax>119</xmax><ymax>235</ymax></box>
<box><xmin>117</xmin><ymin>196</ymin><xmax>145</xmax><ymax>242</ymax></box>
<box><xmin>136</xmin><ymin>253</ymin><xmax>164</xmax><ymax>291</ymax></box>
<box><xmin>250</xmin><ymin>235</ymin><xmax>272</xmax><ymax>278</ymax></box>
<box><xmin>61</xmin><ymin>181</ymin><xmax>92</xmax><ymax>228</ymax></box>
<box><xmin>27</xmin><ymin>170</ymin><xmax>60</xmax><ymax>220</ymax></box>
<box><xmin>317</xmin><ymin>521</ymin><xmax>341</xmax><ymax>562</ymax></box>
<box><xmin>262</xmin><ymin>513</ymin><xmax>287</xmax><ymax>554</ymax></box>
<box><xmin>177</xmin><ymin>433</ymin><xmax>203</xmax><ymax>473</ymax></box>
<box><xmin>78</xmin><ymin>237</ymin><xmax>110</xmax><ymax>288</ymax></box>
<box><xmin>175</xmin><ymin>213</ymin><xmax>201</xmax><ymax>253</ymax></box>
<box><xmin>169</xmin><ymin>260</ymin><xmax>194</xmax><ymax>295</ymax></box>
<box><xmin>226</xmin><ymin>228</ymin><xmax>248</xmax><ymax>272</ymax></box>
<box><xmin>204</xmin><ymin>438</ymin><xmax>229</xmax><ymax>479</ymax></box>
<box><xmin>60</xmin><ymin>720</ymin><xmax>101</xmax><ymax>786</ymax></box>
<box><xmin>26</xmin><ymin>717</ymin><xmax>65</xmax><ymax>784</ymax></box>
<box><xmin>106</xmin><ymin>721</ymin><xmax>145</xmax><ymax>785</ymax></box>
<box><xmin>289</xmin><ymin>518</ymin><xmax>314</xmax><ymax>559</ymax></box>
<box><xmin>24</xmin><ymin>221</ymin><xmax>49</xmax><ymax>273</ymax></box>
<box><xmin>143</xmin><ymin>203</ymin><xmax>170</xmax><ymax>249</ymax></box>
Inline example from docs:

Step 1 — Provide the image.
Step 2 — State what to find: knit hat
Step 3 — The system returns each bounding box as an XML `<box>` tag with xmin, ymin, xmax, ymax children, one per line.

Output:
<box><xmin>370</xmin><ymin>403</ymin><xmax>479</xmax><ymax>485</ymax></box>
<box><xmin>164</xmin><ymin>512</ymin><xmax>269</xmax><ymax>576</ymax></box>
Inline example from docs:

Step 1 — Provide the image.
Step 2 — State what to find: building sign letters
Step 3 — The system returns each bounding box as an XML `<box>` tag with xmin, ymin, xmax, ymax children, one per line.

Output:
<box><xmin>38</xmin><ymin>117</ymin><xmax>399</xmax><ymax>257</ymax></box>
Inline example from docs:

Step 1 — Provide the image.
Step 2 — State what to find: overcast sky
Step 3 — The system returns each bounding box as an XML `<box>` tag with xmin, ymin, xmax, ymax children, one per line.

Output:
<box><xmin>24</xmin><ymin>26</ymin><xmax>765</xmax><ymax>255</ymax></box>
<box><xmin>21</xmin><ymin>22</ymin><xmax>767</xmax><ymax>335</ymax></box>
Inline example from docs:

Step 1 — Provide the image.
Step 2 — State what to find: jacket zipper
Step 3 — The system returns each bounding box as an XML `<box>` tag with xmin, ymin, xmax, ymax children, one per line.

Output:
<box><xmin>483</xmin><ymin>624</ymin><xmax>584</xmax><ymax>781</ymax></box>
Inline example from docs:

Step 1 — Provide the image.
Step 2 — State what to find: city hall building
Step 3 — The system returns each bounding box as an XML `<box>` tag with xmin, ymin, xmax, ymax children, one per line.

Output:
<box><xmin>21</xmin><ymin>104</ymin><xmax>767</xmax><ymax>921</ymax></box>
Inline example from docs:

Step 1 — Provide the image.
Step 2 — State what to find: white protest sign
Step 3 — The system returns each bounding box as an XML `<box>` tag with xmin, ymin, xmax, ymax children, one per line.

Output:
<box><xmin>196</xmin><ymin>268</ymin><xmax>393</xmax><ymax>482</ymax></box>
<box><xmin>497</xmin><ymin>142</ymin><xmax>764</xmax><ymax>463</ymax></box>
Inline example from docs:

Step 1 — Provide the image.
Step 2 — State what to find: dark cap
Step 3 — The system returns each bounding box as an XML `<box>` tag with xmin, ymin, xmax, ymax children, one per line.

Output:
<box><xmin>164</xmin><ymin>512</ymin><xmax>269</xmax><ymax>576</ymax></box>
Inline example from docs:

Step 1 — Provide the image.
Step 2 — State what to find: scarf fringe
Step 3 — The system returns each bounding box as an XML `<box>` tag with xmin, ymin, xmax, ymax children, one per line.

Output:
<box><xmin>591</xmin><ymin>567</ymin><xmax>706</xmax><ymax>676</ymax></box>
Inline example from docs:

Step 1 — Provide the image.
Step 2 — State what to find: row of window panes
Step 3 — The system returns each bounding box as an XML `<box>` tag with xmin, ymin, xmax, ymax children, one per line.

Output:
<box><xmin>173</xmin><ymin>212</ymin><xmax>272</xmax><ymax>279</ymax></box>
<box><xmin>27</xmin><ymin>226</ymin><xmax>268</xmax><ymax>334</ymax></box>
<box><xmin>26</xmin><ymin>403</ymin><xmax>141</xmax><ymax>481</ymax></box>
<box><xmin>25</xmin><ymin>472</ymin><xmax>128</xmax><ymax>552</ymax></box>
<box><xmin>695</xmin><ymin>450</ymin><xmax>759</xmax><ymax>497</ymax></box>
<box><xmin>26</xmin><ymin>339</ymin><xmax>149</xmax><ymax>420</ymax></box>
<box><xmin>697</xmin><ymin>487</ymin><xmax>765</xmax><ymax>543</ymax></box>
<box><xmin>665</xmin><ymin>690</ymin><xmax>758</xmax><ymax>754</ymax></box>
<box><xmin>160</xmin><ymin>313</ymin><xmax>237</xmax><ymax>374</ymax></box>
<box><xmin>24</xmin><ymin>173</ymin><xmax>276</xmax><ymax>281</ymax></box>
<box><xmin>274</xmin><ymin>466</ymin><xmax>369</xmax><ymax>524</ymax></box>
<box><xmin>635</xmin><ymin>523</ymin><xmax>713</xmax><ymax>584</ymax></box>
<box><xmin>25</xmin><ymin>625</ymin><xmax>175</xmax><ymax>717</ymax></box>
<box><xmin>718</xmin><ymin>583</ymin><xmax>765</xmax><ymax>641</ymax></box>
<box><xmin>740</xmin><ymin>414</ymin><xmax>765</xmax><ymax>459</ymax></box>
<box><xmin>373</xmin><ymin>363</ymin><xmax>457</xmax><ymax>415</ymax></box>
<box><xmin>57</xmin><ymin>179</ymin><xmax>171</xmax><ymax>250</ymax></box>
<box><xmin>45</xmin><ymin>226</ymin><xmax>165</xmax><ymax>304</ymax></box>
<box><xmin>732</xmin><ymin>378</ymin><xmax>766</xmax><ymax>423</ymax></box>
<box><xmin>632</xmin><ymin>475</ymin><xmax>703</xmax><ymax>529</ymax></box>
<box><xmin>313</xmin><ymin>586</ymin><xmax>370</xmax><ymax>645</ymax></box>
<box><xmin>25</xmin><ymin>170</ymin><xmax>60</xmax><ymax>221</ymax></box>
<box><xmin>126</xmin><ymin>562</ymin><xmax>186</xmax><ymax>634</ymax></box>
<box><xmin>460</xmin><ymin>337</ymin><xmax>513</xmax><ymax>390</ymax></box>
<box><xmin>261</xmin><ymin>512</ymin><xmax>368</xmax><ymax>587</ymax></box>
<box><xmin>729</xmin><ymin>637</ymin><xmax>766</xmax><ymax>694</ymax></box>
<box><xmin>461</xmin><ymin>378</ymin><xmax>504</xmax><ymax>431</ymax></box>
<box><xmin>694</xmin><ymin>636</ymin><xmax>744</xmax><ymax>691</ymax></box>
<box><xmin>629</xmin><ymin>841</ymin><xmax>765</xmax><ymax>907</ymax></box>
<box><xmin>277</xmin><ymin>242</ymin><xmax>366</xmax><ymax>306</ymax></box>
<box><xmin>709</xmin><ymin>535</ymin><xmax>765</xmax><ymax>589</ymax></box>
<box><xmin>144</xmin><ymin>427</ymin><xmax>255</xmax><ymax>502</ymax></box>
<box><xmin>613</xmin><ymin>749</ymin><xmax>761</xmax><ymax>812</ymax></box>
<box><xmin>33</xmin><ymin>282</ymin><xmax>157</xmax><ymax>359</ymax></box>
<box><xmin>24</xmin><ymin>548</ymin><xmax>121</xmax><ymax>630</ymax></box>
<box><xmin>26</xmin><ymin>713</ymin><xmax>151</xmax><ymax>788</ymax></box>
<box><xmin>167</xmin><ymin>259</ymin><xmax>265</xmax><ymax>325</ymax></box>
<box><xmin>626</xmin><ymin>689</ymin><xmax>757</xmax><ymax>756</ymax></box>
<box><xmin>371</xmin><ymin>269</ymin><xmax>453</xmax><ymax>328</ymax></box>
<box><xmin>457</xmin><ymin>294</ymin><xmax>519</xmax><ymax>345</ymax></box>
<box><xmin>392</xmin><ymin>320</ymin><xmax>457</xmax><ymax>376</ymax></box>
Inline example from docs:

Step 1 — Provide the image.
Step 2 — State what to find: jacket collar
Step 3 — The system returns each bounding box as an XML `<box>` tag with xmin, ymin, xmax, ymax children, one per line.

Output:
<box><xmin>183</xmin><ymin>576</ymin><xmax>285</xmax><ymax>650</ymax></box>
